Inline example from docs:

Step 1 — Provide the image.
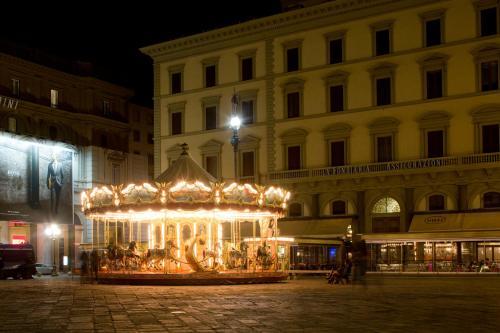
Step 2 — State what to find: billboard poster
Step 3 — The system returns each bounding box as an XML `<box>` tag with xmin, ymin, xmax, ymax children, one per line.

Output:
<box><xmin>0</xmin><ymin>132</ymin><xmax>74</xmax><ymax>224</ymax></box>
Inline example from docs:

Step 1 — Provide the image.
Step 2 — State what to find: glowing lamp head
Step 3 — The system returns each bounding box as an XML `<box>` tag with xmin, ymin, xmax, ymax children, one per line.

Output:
<box><xmin>45</xmin><ymin>224</ymin><xmax>61</xmax><ymax>238</ymax></box>
<box><xmin>229</xmin><ymin>116</ymin><xmax>241</xmax><ymax>131</ymax></box>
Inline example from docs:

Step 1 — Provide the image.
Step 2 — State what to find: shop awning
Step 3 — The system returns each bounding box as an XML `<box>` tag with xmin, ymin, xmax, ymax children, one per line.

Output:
<box><xmin>362</xmin><ymin>230</ymin><xmax>500</xmax><ymax>243</ymax></box>
<box><xmin>278</xmin><ymin>218</ymin><xmax>351</xmax><ymax>238</ymax></box>
<box><xmin>409</xmin><ymin>211</ymin><xmax>500</xmax><ymax>233</ymax></box>
<box><xmin>409</xmin><ymin>213</ymin><xmax>464</xmax><ymax>232</ymax></box>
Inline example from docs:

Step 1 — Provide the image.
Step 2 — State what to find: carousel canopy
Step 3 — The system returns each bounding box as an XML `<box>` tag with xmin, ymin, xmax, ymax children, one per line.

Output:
<box><xmin>81</xmin><ymin>143</ymin><xmax>291</xmax><ymax>220</ymax></box>
<box><xmin>155</xmin><ymin>143</ymin><xmax>216</xmax><ymax>184</ymax></box>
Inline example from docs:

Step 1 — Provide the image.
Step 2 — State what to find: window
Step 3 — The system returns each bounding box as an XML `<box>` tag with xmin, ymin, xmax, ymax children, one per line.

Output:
<box><xmin>168</xmin><ymin>102</ymin><xmax>185</xmax><ymax>136</ymax></box>
<box><xmin>241</xmin><ymin>57</ymin><xmax>253</xmax><ymax>81</ymax></box>
<box><xmin>204</xmin><ymin>106</ymin><xmax>217</xmax><ymax>130</ymax></box>
<box><xmin>205</xmin><ymin>64</ymin><xmax>216</xmax><ymax>87</ymax></box>
<box><xmin>372</xmin><ymin>197</ymin><xmax>400</xmax><ymax>214</ymax></box>
<box><xmin>324</xmin><ymin>71</ymin><xmax>348</xmax><ymax>113</ymax></box>
<box><xmin>171</xmin><ymin>72</ymin><xmax>182</xmax><ymax>94</ymax></box>
<box><xmin>103</xmin><ymin>100</ymin><xmax>111</xmax><ymax>115</ymax></box>
<box><xmin>287</xmin><ymin>92</ymin><xmax>300</xmax><ymax>118</ymax></box>
<box><xmin>289</xmin><ymin>203</ymin><xmax>303</xmax><ymax>217</ymax></box>
<box><xmin>331</xmin><ymin>201</ymin><xmax>346</xmax><ymax>215</ymax></box>
<box><xmin>323</xmin><ymin>123</ymin><xmax>351</xmax><ymax>167</ymax></box>
<box><xmin>202</xmin><ymin>96</ymin><xmax>220</xmax><ymax>130</ymax></box>
<box><xmin>283</xmin><ymin>79</ymin><xmax>304</xmax><ymax>119</ymax></box>
<box><xmin>329</xmin><ymin>38</ymin><xmax>343</xmax><ymax>64</ymax></box>
<box><xmin>50</xmin><ymin>89</ymin><xmax>58</xmax><ymax>108</ymax></box>
<box><xmin>371</xmin><ymin>21</ymin><xmax>393</xmax><ymax>56</ymax></box>
<box><xmin>133</xmin><ymin>130</ymin><xmax>140</xmax><ymax>142</ymax></box>
<box><xmin>376</xmin><ymin>136</ymin><xmax>393</xmax><ymax>162</ymax></box>
<box><xmin>205</xmin><ymin>155</ymin><xmax>219</xmax><ymax>179</ymax></box>
<box><xmin>480</xmin><ymin>6</ymin><xmax>498</xmax><ymax>37</ymax></box>
<box><xmin>329</xmin><ymin>85</ymin><xmax>344</xmax><ymax>112</ymax></box>
<box><xmin>241</xmin><ymin>151</ymin><xmax>255</xmax><ymax>177</ymax></box>
<box><xmin>370</xmin><ymin>63</ymin><xmax>396</xmax><ymax>106</ymax></box>
<box><xmin>286</xmin><ymin>47</ymin><xmax>299</xmax><ymax>72</ymax></box>
<box><xmin>11</xmin><ymin>79</ymin><xmax>19</xmax><ymax>96</ymax></box>
<box><xmin>483</xmin><ymin>191</ymin><xmax>500</xmax><ymax>208</ymax></box>
<box><xmin>375</xmin><ymin>29</ymin><xmax>391</xmax><ymax>56</ymax></box>
<box><xmin>427</xmin><ymin>130</ymin><xmax>444</xmax><ymax>158</ymax></box>
<box><xmin>147</xmin><ymin>133</ymin><xmax>153</xmax><ymax>144</ymax></box>
<box><xmin>239</xmin><ymin>89</ymin><xmax>257</xmax><ymax>125</ymax></box>
<box><xmin>148</xmin><ymin>154</ymin><xmax>154</xmax><ymax>165</ymax></box>
<box><xmin>242</xmin><ymin>100</ymin><xmax>254</xmax><ymax>125</ymax></box>
<box><xmin>426</xmin><ymin>69</ymin><xmax>443</xmax><ymax>99</ymax></box>
<box><xmin>7</xmin><ymin>117</ymin><xmax>17</xmax><ymax>133</ymax></box>
<box><xmin>283</xmin><ymin>40</ymin><xmax>302</xmax><ymax>72</ymax></box>
<box><xmin>429</xmin><ymin>194</ymin><xmax>445</xmax><ymax>211</ymax></box>
<box><xmin>481</xmin><ymin>60</ymin><xmax>499</xmax><ymax>91</ymax></box>
<box><xmin>482</xmin><ymin>124</ymin><xmax>500</xmax><ymax>153</ymax></box>
<box><xmin>171</xmin><ymin>112</ymin><xmax>183</xmax><ymax>135</ymax></box>
<box><xmin>330</xmin><ymin>140</ymin><xmax>345</xmax><ymax>166</ymax></box>
<box><xmin>287</xmin><ymin>145</ymin><xmax>301</xmax><ymax>170</ymax></box>
<box><xmin>376</xmin><ymin>77</ymin><xmax>391</xmax><ymax>106</ymax></box>
<box><xmin>425</xmin><ymin>18</ymin><xmax>442</xmax><ymax>47</ymax></box>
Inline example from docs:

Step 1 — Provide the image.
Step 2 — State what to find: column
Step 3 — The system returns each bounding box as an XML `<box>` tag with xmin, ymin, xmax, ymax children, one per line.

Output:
<box><xmin>311</xmin><ymin>193</ymin><xmax>320</xmax><ymax>218</ymax></box>
<box><xmin>458</xmin><ymin>184</ymin><xmax>468</xmax><ymax>211</ymax></box>
<box><xmin>404</xmin><ymin>188</ymin><xmax>415</xmax><ymax>232</ymax></box>
<box><xmin>356</xmin><ymin>191</ymin><xmax>366</xmax><ymax>234</ymax></box>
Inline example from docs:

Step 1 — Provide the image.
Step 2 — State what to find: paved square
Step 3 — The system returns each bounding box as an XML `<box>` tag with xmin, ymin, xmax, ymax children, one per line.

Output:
<box><xmin>0</xmin><ymin>275</ymin><xmax>499</xmax><ymax>332</ymax></box>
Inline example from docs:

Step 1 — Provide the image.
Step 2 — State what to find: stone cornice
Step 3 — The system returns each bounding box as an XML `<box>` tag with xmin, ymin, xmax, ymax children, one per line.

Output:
<box><xmin>140</xmin><ymin>0</ymin><xmax>442</xmax><ymax>62</ymax></box>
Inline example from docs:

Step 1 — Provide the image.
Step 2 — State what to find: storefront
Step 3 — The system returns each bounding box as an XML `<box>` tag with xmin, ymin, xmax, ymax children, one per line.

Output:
<box><xmin>363</xmin><ymin>211</ymin><xmax>500</xmax><ymax>272</ymax></box>
<box><xmin>278</xmin><ymin>218</ymin><xmax>350</xmax><ymax>270</ymax></box>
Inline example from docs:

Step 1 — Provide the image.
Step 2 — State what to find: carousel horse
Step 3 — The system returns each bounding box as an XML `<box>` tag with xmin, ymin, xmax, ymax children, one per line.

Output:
<box><xmin>105</xmin><ymin>244</ymin><xmax>126</xmax><ymax>270</ymax></box>
<box><xmin>256</xmin><ymin>243</ymin><xmax>273</xmax><ymax>270</ymax></box>
<box><xmin>227</xmin><ymin>242</ymin><xmax>249</xmax><ymax>269</ymax></box>
<box><xmin>145</xmin><ymin>248</ymin><xmax>168</xmax><ymax>270</ymax></box>
<box><xmin>124</xmin><ymin>241</ymin><xmax>142</xmax><ymax>270</ymax></box>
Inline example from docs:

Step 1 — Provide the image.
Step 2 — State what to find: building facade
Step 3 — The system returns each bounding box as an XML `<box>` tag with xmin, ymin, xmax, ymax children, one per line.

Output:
<box><xmin>0</xmin><ymin>51</ymin><xmax>151</xmax><ymax>270</ymax></box>
<box><xmin>142</xmin><ymin>0</ymin><xmax>500</xmax><ymax>271</ymax></box>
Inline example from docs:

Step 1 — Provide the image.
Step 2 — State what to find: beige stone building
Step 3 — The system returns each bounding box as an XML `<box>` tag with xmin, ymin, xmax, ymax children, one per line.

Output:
<box><xmin>0</xmin><ymin>51</ymin><xmax>151</xmax><ymax>270</ymax></box>
<box><xmin>142</xmin><ymin>0</ymin><xmax>500</xmax><ymax>272</ymax></box>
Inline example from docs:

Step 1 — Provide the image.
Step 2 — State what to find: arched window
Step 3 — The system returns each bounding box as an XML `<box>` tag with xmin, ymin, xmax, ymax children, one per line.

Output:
<box><xmin>372</xmin><ymin>197</ymin><xmax>400</xmax><ymax>214</ymax></box>
<box><xmin>428</xmin><ymin>194</ymin><xmax>445</xmax><ymax>211</ymax></box>
<box><xmin>483</xmin><ymin>192</ymin><xmax>500</xmax><ymax>208</ymax></box>
<box><xmin>331</xmin><ymin>200</ymin><xmax>346</xmax><ymax>215</ymax></box>
<box><xmin>288</xmin><ymin>202</ymin><xmax>303</xmax><ymax>217</ymax></box>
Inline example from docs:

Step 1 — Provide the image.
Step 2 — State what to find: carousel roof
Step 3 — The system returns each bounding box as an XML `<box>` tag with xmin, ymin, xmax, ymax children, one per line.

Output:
<box><xmin>155</xmin><ymin>143</ymin><xmax>217</xmax><ymax>184</ymax></box>
<box><xmin>81</xmin><ymin>143</ymin><xmax>291</xmax><ymax>219</ymax></box>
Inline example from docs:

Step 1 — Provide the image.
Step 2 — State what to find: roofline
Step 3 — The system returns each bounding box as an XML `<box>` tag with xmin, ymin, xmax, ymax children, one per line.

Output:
<box><xmin>140</xmin><ymin>0</ymin><xmax>441</xmax><ymax>61</ymax></box>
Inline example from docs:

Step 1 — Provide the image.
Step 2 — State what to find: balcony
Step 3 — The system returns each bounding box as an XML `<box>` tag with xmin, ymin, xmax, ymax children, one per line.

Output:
<box><xmin>269</xmin><ymin>152</ymin><xmax>500</xmax><ymax>183</ymax></box>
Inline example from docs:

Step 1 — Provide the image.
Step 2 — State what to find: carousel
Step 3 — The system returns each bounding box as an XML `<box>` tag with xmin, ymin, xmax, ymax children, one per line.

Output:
<box><xmin>80</xmin><ymin>144</ymin><xmax>291</xmax><ymax>285</ymax></box>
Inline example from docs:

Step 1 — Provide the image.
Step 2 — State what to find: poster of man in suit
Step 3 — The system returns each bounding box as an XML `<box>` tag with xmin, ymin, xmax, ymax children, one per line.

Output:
<box><xmin>46</xmin><ymin>151</ymin><xmax>64</xmax><ymax>216</ymax></box>
<box><xmin>0</xmin><ymin>133</ymin><xmax>73</xmax><ymax>224</ymax></box>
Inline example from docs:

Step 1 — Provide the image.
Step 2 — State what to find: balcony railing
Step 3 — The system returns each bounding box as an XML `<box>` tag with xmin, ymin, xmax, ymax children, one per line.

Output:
<box><xmin>269</xmin><ymin>152</ymin><xmax>500</xmax><ymax>182</ymax></box>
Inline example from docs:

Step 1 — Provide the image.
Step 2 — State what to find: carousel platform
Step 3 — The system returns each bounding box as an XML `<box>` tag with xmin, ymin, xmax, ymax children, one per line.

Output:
<box><xmin>97</xmin><ymin>271</ymin><xmax>288</xmax><ymax>285</ymax></box>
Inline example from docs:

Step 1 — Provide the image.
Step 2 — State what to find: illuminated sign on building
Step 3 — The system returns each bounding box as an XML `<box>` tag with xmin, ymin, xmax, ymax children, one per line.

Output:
<box><xmin>0</xmin><ymin>95</ymin><xmax>19</xmax><ymax>110</ymax></box>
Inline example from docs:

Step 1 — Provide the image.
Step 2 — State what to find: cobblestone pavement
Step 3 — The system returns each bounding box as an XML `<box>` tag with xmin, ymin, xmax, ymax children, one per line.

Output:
<box><xmin>0</xmin><ymin>275</ymin><xmax>499</xmax><ymax>332</ymax></box>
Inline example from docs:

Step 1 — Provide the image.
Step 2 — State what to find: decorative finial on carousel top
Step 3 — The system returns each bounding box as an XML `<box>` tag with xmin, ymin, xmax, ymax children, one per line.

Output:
<box><xmin>180</xmin><ymin>143</ymin><xmax>189</xmax><ymax>155</ymax></box>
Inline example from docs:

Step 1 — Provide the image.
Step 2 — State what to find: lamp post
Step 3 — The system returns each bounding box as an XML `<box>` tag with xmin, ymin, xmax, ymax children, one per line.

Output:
<box><xmin>44</xmin><ymin>224</ymin><xmax>61</xmax><ymax>276</ymax></box>
<box><xmin>229</xmin><ymin>93</ymin><xmax>241</xmax><ymax>182</ymax></box>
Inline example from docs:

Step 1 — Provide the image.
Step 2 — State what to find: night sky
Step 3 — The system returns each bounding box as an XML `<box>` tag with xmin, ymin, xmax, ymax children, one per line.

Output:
<box><xmin>0</xmin><ymin>1</ymin><xmax>282</xmax><ymax>107</ymax></box>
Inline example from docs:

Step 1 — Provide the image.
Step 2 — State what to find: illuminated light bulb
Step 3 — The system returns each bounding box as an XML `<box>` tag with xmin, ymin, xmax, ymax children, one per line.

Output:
<box><xmin>230</xmin><ymin>116</ymin><xmax>241</xmax><ymax>130</ymax></box>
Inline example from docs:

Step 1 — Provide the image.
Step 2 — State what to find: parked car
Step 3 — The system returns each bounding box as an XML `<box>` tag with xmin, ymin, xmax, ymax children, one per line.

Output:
<box><xmin>0</xmin><ymin>243</ymin><xmax>37</xmax><ymax>279</ymax></box>
<box><xmin>35</xmin><ymin>263</ymin><xmax>54</xmax><ymax>275</ymax></box>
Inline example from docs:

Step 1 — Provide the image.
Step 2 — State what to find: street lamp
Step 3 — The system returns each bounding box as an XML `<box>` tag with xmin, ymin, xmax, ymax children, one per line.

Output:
<box><xmin>44</xmin><ymin>223</ymin><xmax>61</xmax><ymax>276</ymax></box>
<box><xmin>229</xmin><ymin>93</ymin><xmax>241</xmax><ymax>182</ymax></box>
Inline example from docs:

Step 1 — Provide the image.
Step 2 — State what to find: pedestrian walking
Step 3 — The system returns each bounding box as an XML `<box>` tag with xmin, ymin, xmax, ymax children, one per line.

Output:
<box><xmin>80</xmin><ymin>251</ymin><xmax>89</xmax><ymax>284</ymax></box>
<box><xmin>90</xmin><ymin>249</ymin><xmax>100</xmax><ymax>283</ymax></box>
